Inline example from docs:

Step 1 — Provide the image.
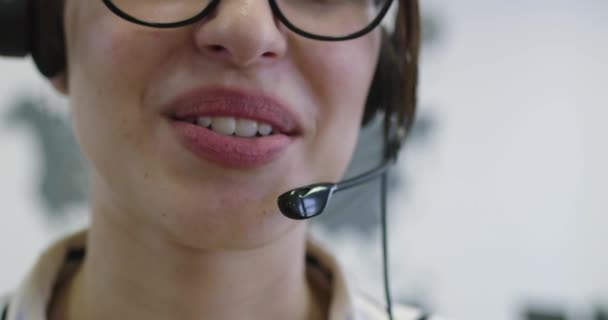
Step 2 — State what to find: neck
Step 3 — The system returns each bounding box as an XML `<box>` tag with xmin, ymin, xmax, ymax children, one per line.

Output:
<box><xmin>49</xmin><ymin>206</ymin><xmax>326</xmax><ymax>320</ymax></box>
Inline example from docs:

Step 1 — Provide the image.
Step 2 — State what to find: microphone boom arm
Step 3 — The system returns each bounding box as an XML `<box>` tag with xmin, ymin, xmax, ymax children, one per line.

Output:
<box><xmin>277</xmin><ymin>156</ymin><xmax>395</xmax><ymax>220</ymax></box>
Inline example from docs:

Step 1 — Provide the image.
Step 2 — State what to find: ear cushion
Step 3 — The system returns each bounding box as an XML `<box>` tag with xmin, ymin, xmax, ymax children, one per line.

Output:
<box><xmin>0</xmin><ymin>0</ymin><xmax>30</xmax><ymax>57</ymax></box>
<box><xmin>31</xmin><ymin>0</ymin><xmax>66</xmax><ymax>78</ymax></box>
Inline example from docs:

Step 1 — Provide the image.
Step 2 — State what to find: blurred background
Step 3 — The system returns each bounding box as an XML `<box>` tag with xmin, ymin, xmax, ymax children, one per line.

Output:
<box><xmin>1</xmin><ymin>0</ymin><xmax>607</xmax><ymax>319</ymax></box>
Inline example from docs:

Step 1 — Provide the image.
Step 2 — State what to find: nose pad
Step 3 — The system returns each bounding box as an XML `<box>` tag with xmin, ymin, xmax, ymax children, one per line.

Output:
<box><xmin>193</xmin><ymin>0</ymin><xmax>287</xmax><ymax>67</ymax></box>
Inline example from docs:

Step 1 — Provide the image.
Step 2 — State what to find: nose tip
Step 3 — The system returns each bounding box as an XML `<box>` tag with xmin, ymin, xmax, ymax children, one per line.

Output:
<box><xmin>201</xmin><ymin>37</ymin><xmax>281</xmax><ymax>66</ymax></box>
<box><xmin>194</xmin><ymin>1</ymin><xmax>287</xmax><ymax>67</ymax></box>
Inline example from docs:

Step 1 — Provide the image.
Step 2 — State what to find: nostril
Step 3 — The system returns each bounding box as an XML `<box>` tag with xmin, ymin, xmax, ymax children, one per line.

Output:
<box><xmin>262</xmin><ymin>52</ymin><xmax>276</xmax><ymax>58</ymax></box>
<box><xmin>208</xmin><ymin>45</ymin><xmax>225</xmax><ymax>53</ymax></box>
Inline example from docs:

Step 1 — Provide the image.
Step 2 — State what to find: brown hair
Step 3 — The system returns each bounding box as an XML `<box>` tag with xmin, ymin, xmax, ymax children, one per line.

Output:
<box><xmin>32</xmin><ymin>0</ymin><xmax>420</xmax><ymax>154</ymax></box>
<box><xmin>364</xmin><ymin>0</ymin><xmax>420</xmax><ymax>156</ymax></box>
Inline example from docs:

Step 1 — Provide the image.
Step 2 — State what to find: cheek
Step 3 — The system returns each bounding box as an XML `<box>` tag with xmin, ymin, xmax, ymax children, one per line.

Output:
<box><xmin>69</xmin><ymin>12</ymin><xmax>170</xmax><ymax>98</ymax></box>
<box><xmin>66</xmin><ymin>0</ymin><xmax>189</xmax><ymax>103</ymax></box>
<box><xmin>65</xmin><ymin>4</ymin><xmax>183</xmax><ymax>158</ymax></box>
<box><xmin>294</xmin><ymin>35</ymin><xmax>380</xmax><ymax>179</ymax></box>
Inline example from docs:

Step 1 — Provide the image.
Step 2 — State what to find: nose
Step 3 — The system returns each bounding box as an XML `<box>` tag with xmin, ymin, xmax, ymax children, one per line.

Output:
<box><xmin>194</xmin><ymin>0</ymin><xmax>288</xmax><ymax>68</ymax></box>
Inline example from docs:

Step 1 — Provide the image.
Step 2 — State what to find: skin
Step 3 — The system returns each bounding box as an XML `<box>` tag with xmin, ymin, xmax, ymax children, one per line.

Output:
<box><xmin>48</xmin><ymin>0</ymin><xmax>381</xmax><ymax>319</ymax></box>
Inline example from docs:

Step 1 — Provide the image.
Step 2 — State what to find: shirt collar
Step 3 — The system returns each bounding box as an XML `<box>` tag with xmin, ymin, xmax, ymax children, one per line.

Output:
<box><xmin>6</xmin><ymin>230</ymin><xmax>357</xmax><ymax>320</ymax></box>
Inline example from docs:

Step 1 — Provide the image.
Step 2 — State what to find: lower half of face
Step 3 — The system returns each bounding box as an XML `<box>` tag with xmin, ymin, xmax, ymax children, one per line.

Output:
<box><xmin>65</xmin><ymin>1</ymin><xmax>381</xmax><ymax>250</ymax></box>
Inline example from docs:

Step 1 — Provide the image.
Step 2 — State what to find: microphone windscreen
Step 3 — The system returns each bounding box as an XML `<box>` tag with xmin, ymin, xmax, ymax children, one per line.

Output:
<box><xmin>277</xmin><ymin>183</ymin><xmax>336</xmax><ymax>220</ymax></box>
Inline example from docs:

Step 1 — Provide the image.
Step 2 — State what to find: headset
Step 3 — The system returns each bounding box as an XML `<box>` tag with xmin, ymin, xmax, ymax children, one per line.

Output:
<box><xmin>0</xmin><ymin>0</ymin><xmax>422</xmax><ymax>319</ymax></box>
<box><xmin>0</xmin><ymin>0</ymin><xmax>29</xmax><ymax>57</ymax></box>
<box><xmin>1</xmin><ymin>0</ymin><xmax>65</xmax><ymax>77</ymax></box>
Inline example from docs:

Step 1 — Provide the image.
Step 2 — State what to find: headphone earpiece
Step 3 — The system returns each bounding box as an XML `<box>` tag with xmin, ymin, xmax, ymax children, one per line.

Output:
<box><xmin>0</xmin><ymin>0</ymin><xmax>66</xmax><ymax>78</ymax></box>
<box><xmin>0</xmin><ymin>0</ymin><xmax>31</xmax><ymax>57</ymax></box>
<box><xmin>30</xmin><ymin>0</ymin><xmax>67</xmax><ymax>78</ymax></box>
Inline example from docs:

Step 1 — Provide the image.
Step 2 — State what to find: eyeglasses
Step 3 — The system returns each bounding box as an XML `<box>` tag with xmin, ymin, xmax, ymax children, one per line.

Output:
<box><xmin>101</xmin><ymin>0</ymin><xmax>394</xmax><ymax>41</ymax></box>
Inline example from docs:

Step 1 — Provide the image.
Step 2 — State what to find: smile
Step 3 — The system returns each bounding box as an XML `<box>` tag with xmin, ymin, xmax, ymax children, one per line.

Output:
<box><xmin>163</xmin><ymin>87</ymin><xmax>302</xmax><ymax>168</ymax></box>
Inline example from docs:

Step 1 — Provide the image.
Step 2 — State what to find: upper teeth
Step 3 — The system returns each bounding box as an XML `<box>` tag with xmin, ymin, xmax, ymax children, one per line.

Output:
<box><xmin>196</xmin><ymin>117</ymin><xmax>274</xmax><ymax>137</ymax></box>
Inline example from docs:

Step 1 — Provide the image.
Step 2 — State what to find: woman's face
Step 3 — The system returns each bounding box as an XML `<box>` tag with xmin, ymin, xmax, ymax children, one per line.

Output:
<box><xmin>62</xmin><ymin>0</ymin><xmax>381</xmax><ymax>249</ymax></box>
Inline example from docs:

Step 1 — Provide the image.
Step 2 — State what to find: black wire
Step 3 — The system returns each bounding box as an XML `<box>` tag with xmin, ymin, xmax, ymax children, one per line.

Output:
<box><xmin>335</xmin><ymin>159</ymin><xmax>391</xmax><ymax>192</ymax></box>
<box><xmin>380</xmin><ymin>171</ymin><xmax>394</xmax><ymax>320</ymax></box>
<box><xmin>1</xmin><ymin>302</ymin><xmax>8</xmax><ymax>320</ymax></box>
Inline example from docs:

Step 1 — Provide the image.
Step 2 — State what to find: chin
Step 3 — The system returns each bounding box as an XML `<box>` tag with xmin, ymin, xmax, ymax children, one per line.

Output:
<box><xmin>142</xmin><ymin>185</ymin><xmax>304</xmax><ymax>251</ymax></box>
<box><xmin>91</xmin><ymin>144</ymin><xmax>311</xmax><ymax>251</ymax></box>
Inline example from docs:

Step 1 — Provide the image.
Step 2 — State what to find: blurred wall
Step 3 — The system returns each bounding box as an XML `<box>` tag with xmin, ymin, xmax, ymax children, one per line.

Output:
<box><xmin>386</xmin><ymin>0</ymin><xmax>608</xmax><ymax>318</ymax></box>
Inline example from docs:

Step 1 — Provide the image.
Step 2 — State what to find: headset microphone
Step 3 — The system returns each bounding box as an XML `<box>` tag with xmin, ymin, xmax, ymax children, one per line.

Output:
<box><xmin>278</xmin><ymin>114</ymin><xmax>403</xmax><ymax>220</ymax></box>
<box><xmin>277</xmin><ymin>156</ymin><xmax>395</xmax><ymax>220</ymax></box>
<box><xmin>0</xmin><ymin>0</ymin><xmax>30</xmax><ymax>57</ymax></box>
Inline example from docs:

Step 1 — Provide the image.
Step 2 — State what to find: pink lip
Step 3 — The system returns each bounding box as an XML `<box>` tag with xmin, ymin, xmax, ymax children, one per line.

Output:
<box><xmin>163</xmin><ymin>87</ymin><xmax>302</xmax><ymax>168</ymax></box>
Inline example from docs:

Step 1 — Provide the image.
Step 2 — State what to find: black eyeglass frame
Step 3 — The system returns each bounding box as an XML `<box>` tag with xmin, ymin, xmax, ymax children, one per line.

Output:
<box><xmin>101</xmin><ymin>0</ymin><xmax>395</xmax><ymax>41</ymax></box>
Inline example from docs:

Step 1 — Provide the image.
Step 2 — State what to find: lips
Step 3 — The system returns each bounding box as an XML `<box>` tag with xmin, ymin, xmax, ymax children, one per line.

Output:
<box><xmin>163</xmin><ymin>87</ymin><xmax>302</xmax><ymax>168</ymax></box>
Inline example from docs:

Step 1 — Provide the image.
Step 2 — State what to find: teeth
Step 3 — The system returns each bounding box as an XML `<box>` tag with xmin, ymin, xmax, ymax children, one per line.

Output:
<box><xmin>196</xmin><ymin>116</ymin><xmax>275</xmax><ymax>137</ymax></box>
<box><xmin>235</xmin><ymin>119</ymin><xmax>258</xmax><ymax>137</ymax></box>
<box><xmin>212</xmin><ymin>117</ymin><xmax>236</xmax><ymax>135</ymax></box>
<box><xmin>197</xmin><ymin>117</ymin><xmax>212</xmax><ymax>127</ymax></box>
<box><xmin>258</xmin><ymin>123</ymin><xmax>272</xmax><ymax>136</ymax></box>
